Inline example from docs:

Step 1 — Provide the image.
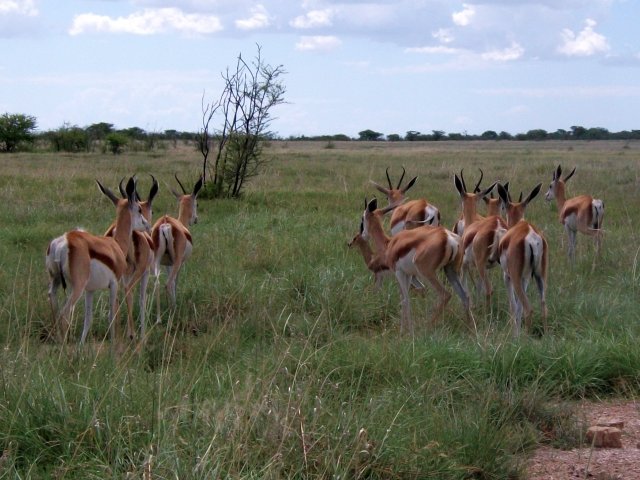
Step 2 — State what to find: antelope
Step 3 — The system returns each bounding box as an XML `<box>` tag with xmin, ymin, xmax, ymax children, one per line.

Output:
<box><xmin>497</xmin><ymin>183</ymin><xmax>548</xmax><ymax>336</ymax></box>
<box><xmin>544</xmin><ymin>165</ymin><xmax>604</xmax><ymax>264</ymax></box>
<box><xmin>45</xmin><ymin>177</ymin><xmax>150</xmax><ymax>344</ymax></box>
<box><xmin>370</xmin><ymin>166</ymin><xmax>440</xmax><ymax>235</ymax></box>
<box><xmin>348</xmin><ymin>230</ymin><xmax>392</xmax><ymax>290</ymax></box>
<box><xmin>453</xmin><ymin>169</ymin><xmax>497</xmax><ymax>235</ymax></box>
<box><xmin>360</xmin><ymin>198</ymin><xmax>471</xmax><ymax>335</ymax></box>
<box><xmin>103</xmin><ymin>176</ymin><xmax>158</xmax><ymax>340</ymax></box>
<box><xmin>462</xmin><ymin>184</ymin><xmax>540</xmax><ymax>307</ymax></box>
<box><xmin>151</xmin><ymin>174</ymin><xmax>203</xmax><ymax>317</ymax></box>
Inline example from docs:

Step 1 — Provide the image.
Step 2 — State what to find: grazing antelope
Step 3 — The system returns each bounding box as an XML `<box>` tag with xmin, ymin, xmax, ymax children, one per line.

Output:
<box><xmin>462</xmin><ymin>183</ymin><xmax>540</xmax><ymax>306</ymax></box>
<box><xmin>348</xmin><ymin>229</ymin><xmax>392</xmax><ymax>290</ymax></box>
<box><xmin>360</xmin><ymin>198</ymin><xmax>470</xmax><ymax>334</ymax></box>
<box><xmin>103</xmin><ymin>175</ymin><xmax>159</xmax><ymax>340</ymax></box>
<box><xmin>370</xmin><ymin>166</ymin><xmax>440</xmax><ymax>235</ymax></box>
<box><xmin>544</xmin><ymin>165</ymin><xmax>604</xmax><ymax>264</ymax></box>
<box><xmin>46</xmin><ymin>177</ymin><xmax>150</xmax><ymax>344</ymax></box>
<box><xmin>497</xmin><ymin>184</ymin><xmax>548</xmax><ymax>336</ymax></box>
<box><xmin>151</xmin><ymin>174</ymin><xmax>203</xmax><ymax>317</ymax></box>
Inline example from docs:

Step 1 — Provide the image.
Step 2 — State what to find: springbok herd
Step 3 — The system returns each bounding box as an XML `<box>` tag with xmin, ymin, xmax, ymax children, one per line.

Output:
<box><xmin>45</xmin><ymin>174</ymin><xmax>202</xmax><ymax>345</ymax></box>
<box><xmin>45</xmin><ymin>163</ymin><xmax>604</xmax><ymax>345</ymax></box>
<box><xmin>350</xmin><ymin>165</ymin><xmax>604</xmax><ymax>337</ymax></box>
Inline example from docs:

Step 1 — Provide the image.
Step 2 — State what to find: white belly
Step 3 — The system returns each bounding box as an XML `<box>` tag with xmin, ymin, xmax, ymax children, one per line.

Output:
<box><xmin>563</xmin><ymin>212</ymin><xmax>578</xmax><ymax>231</ymax></box>
<box><xmin>395</xmin><ymin>249</ymin><xmax>420</xmax><ymax>277</ymax></box>
<box><xmin>85</xmin><ymin>259</ymin><xmax>118</xmax><ymax>291</ymax></box>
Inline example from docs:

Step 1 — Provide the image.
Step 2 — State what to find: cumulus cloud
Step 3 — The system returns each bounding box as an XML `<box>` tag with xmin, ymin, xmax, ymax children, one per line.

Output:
<box><xmin>0</xmin><ymin>0</ymin><xmax>37</xmax><ymax>16</ymax></box>
<box><xmin>295</xmin><ymin>35</ymin><xmax>341</xmax><ymax>52</ymax></box>
<box><xmin>68</xmin><ymin>7</ymin><xmax>223</xmax><ymax>36</ymax></box>
<box><xmin>235</xmin><ymin>4</ymin><xmax>270</xmax><ymax>30</ymax></box>
<box><xmin>452</xmin><ymin>4</ymin><xmax>475</xmax><ymax>27</ymax></box>
<box><xmin>481</xmin><ymin>42</ymin><xmax>524</xmax><ymax>61</ymax></box>
<box><xmin>557</xmin><ymin>18</ymin><xmax>609</xmax><ymax>57</ymax></box>
<box><xmin>290</xmin><ymin>9</ymin><xmax>333</xmax><ymax>29</ymax></box>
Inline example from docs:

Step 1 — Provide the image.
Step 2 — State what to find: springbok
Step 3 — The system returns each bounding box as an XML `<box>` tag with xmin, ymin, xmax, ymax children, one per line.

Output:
<box><xmin>348</xmin><ymin>231</ymin><xmax>392</xmax><ymax>290</ymax></box>
<box><xmin>544</xmin><ymin>165</ymin><xmax>604</xmax><ymax>264</ymax></box>
<box><xmin>151</xmin><ymin>174</ymin><xmax>203</xmax><ymax>318</ymax></box>
<box><xmin>462</xmin><ymin>183</ymin><xmax>540</xmax><ymax>307</ymax></box>
<box><xmin>370</xmin><ymin>166</ymin><xmax>440</xmax><ymax>235</ymax></box>
<box><xmin>497</xmin><ymin>184</ymin><xmax>548</xmax><ymax>336</ymax></box>
<box><xmin>453</xmin><ymin>169</ymin><xmax>497</xmax><ymax>236</ymax></box>
<box><xmin>46</xmin><ymin>177</ymin><xmax>150</xmax><ymax>344</ymax></box>
<box><xmin>103</xmin><ymin>175</ymin><xmax>158</xmax><ymax>340</ymax></box>
<box><xmin>360</xmin><ymin>198</ymin><xmax>471</xmax><ymax>335</ymax></box>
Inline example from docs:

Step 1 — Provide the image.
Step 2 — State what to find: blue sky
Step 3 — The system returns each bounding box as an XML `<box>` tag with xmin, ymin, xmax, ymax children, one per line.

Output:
<box><xmin>1</xmin><ymin>0</ymin><xmax>638</xmax><ymax>138</ymax></box>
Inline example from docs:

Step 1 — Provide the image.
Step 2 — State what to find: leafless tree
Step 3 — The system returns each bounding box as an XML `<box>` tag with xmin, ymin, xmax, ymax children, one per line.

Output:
<box><xmin>199</xmin><ymin>45</ymin><xmax>286</xmax><ymax>198</ymax></box>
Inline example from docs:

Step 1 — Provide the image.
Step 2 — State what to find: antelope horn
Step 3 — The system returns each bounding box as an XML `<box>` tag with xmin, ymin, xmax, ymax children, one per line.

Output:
<box><xmin>385</xmin><ymin>167</ymin><xmax>392</xmax><ymax>189</ymax></box>
<box><xmin>459</xmin><ymin>169</ymin><xmax>468</xmax><ymax>193</ymax></box>
<box><xmin>175</xmin><ymin>173</ymin><xmax>187</xmax><ymax>194</ymax></box>
<box><xmin>397</xmin><ymin>166</ymin><xmax>406</xmax><ymax>189</ymax></box>
<box><xmin>474</xmin><ymin>168</ymin><xmax>484</xmax><ymax>193</ymax></box>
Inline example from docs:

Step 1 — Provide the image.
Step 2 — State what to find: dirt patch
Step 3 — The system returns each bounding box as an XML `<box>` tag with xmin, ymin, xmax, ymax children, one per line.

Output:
<box><xmin>528</xmin><ymin>400</ymin><xmax>640</xmax><ymax>479</ymax></box>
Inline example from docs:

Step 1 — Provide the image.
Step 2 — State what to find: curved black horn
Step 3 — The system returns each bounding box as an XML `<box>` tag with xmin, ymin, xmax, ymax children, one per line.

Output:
<box><xmin>174</xmin><ymin>173</ymin><xmax>188</xmax><ymax>195</ymax></box>
<box><xmin>397</xmin><ymin>166</ymin><xmax>406</xmax><ymax>189</ymax></box>
<box><xmin>385</xmin><ymin>167</ymin><xmax>392</xmax><ymax>189</ymax></box>
<box><xmin>459</xmin><ymin>169</ymin><xmax>468</xmax><ymax>193</ymax></box>
<box><xmin>118</xmin><ymin>177</ymin><xmax>127</xmax><ymax>198</ymax></box>
<box><xmin>474</xmin><ymin>168</ymin><xmax>484</xmax><ymax>193</ymax></box>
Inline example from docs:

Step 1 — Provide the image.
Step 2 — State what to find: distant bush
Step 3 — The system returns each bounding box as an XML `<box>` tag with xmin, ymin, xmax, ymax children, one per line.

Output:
<box><xmin>46</xmin><ymin>124</ymin><xmax>89</xmax><ymax>152</ymax></box>
<box><xmin>105</xmin><ymin>132</ymin><xmax>129</xmax><ymax>154</ymax></box>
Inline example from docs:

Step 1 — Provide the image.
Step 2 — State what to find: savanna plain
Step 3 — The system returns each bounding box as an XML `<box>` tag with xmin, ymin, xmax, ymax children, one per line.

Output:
<box><xmin>0</xmin><ymin>140</ymin><xmax>639</xmax><ymax>479</ymax></box>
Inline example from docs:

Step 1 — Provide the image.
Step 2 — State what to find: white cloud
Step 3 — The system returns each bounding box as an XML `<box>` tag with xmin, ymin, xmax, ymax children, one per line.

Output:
<box><xmin>452</xmin><ymin>4</ymin><xmax>475</xmax><ymax>27</ymax></box>
<box><xmin>557</xmin><ymin>18</ymin><xmax>609</xmax><ymax>57</ymax></box>
<box><xmin>69</xmin><ymin>8</ymin><xmax>223</xmax><ymax>36</ymax></box>
<box><xmin>235</xmin><ymin>4</ymin><xmax>270</xmax><ymax>30</ymax></box>
<box><xmin>295</xmin><ymin>35</ymin><xmax>341</xmax><ymax>52</ymax></box>
<box><xmin>481</xmin><ymin>42</ymin><xmax>524</xmax><ymax>61</ymax></box>
<box><xmin>290</xmin><ymin>9</ymin><xmax>333</xmax><ymax>29</ymax></box>
<box><xmin>405</xmin><ymin>45</ymin><xmax>462</xmax><ymax>55</ymax></box>
<box><xmin>432</xmin><ymin>28</ymin><xmax>454</xmax><ymax>44</ymax></box>
<box><xmin>476</xmin><ymin>86</ymin><xmax>640</xmax><ymax>98</ymax></box>
<box><xmin>0</xmin><ymin>0</ymin><xmax>37</xmax><ymax>16</ymax></box>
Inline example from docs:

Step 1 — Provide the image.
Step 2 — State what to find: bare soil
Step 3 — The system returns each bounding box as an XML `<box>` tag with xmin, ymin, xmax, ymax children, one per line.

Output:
<box><xmin>528</xmin><ymin>400</ymin><xmax>640</xmax><ymax>479</ymax></box>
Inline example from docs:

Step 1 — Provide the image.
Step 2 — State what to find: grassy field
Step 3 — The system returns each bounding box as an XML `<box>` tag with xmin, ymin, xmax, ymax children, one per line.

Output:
<box><xmin>0</xmin><ymin>140</ymin><xmax>639</xmax><ymax>478</ymax></box>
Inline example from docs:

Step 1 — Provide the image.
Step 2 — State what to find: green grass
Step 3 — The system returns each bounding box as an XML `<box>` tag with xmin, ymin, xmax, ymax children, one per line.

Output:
<box><xmin>0</xmin><ymin>140</ymin><xmax>639</xmax><ymax>478</ymax></box>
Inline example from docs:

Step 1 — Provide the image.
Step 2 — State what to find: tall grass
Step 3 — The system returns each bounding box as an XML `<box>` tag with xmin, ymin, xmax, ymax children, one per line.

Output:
<box><xmin>0</xmin><ymin>141</ymin><xmax>639</xmax><ymax>477</ymax></box>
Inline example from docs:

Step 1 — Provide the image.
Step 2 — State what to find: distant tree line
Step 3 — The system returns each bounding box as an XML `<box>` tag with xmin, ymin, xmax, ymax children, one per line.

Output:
<box><xmin>290</xmin><ymin>126</ymin><xmax>640</xmax><ymax>142</ymax></box>
<box><xmin>1</xmin><ymin>112</ymin><xmax>640</xmax><ymax>154</ymax></box>
<box><xmin>0</xmin><ymin>113</ymin><xmax>199</xmax><ymax>154</ymax></box>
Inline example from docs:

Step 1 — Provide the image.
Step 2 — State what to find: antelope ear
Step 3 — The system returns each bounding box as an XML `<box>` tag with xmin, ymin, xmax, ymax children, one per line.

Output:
<box><xmin>148</xmin><ymin>174</ymin><xmax>159</xmax><ymax>204</ymax></box>
<box><xmin>96</xmin><ymin>179</ymin><xmax>120</xmax><ymax>206</ymax></box>
<box><xmin>367</xmin><ymin>198</ymin><xmax>378</xmax><ymax>213</ymax></box>
<box><xmin>564</xmin><ymin>167</ymin><xmax>576</xmax><ymax>183</ymax></box>
<box><xmin>125</xmin><ymin>176</ymin><xmax>137</xmax><ymax>203</ymax></box>
<box><xmin>525</xmin><ymin>183</ymin><xmax>542</xmax><ymax>205</ymax></box>
<box><xmin>369</xmin><ymin>180</ymin><xmax>389</xmax><ymax>195</ymax></box>
<box><xmin>454</xmin><ymin>174</ymin><xmax>466</xmax><ymax>196</ymax></box>
<box><xmin>479</xmin><ymin>182</ymin><xmax>497</xmax><ymax>199</ymax></box>
<box><xmin>555</xmin><ymin>164</ymin><xmax>562</xmax><ymax>180</ymax></box>
<box><xmin>402</xmin><ymin>176</ymin><xmax>418</xmax><ymax>193</ymax></box>
<box><xmin>497</xmin><ymin>183</ymin><xmax>510</xmax><ymax>205</ymax></box>
<box><xmin>193</xmin><ymin>176</ymin><xmax>203</xmax><ymax>197</ymax></box>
